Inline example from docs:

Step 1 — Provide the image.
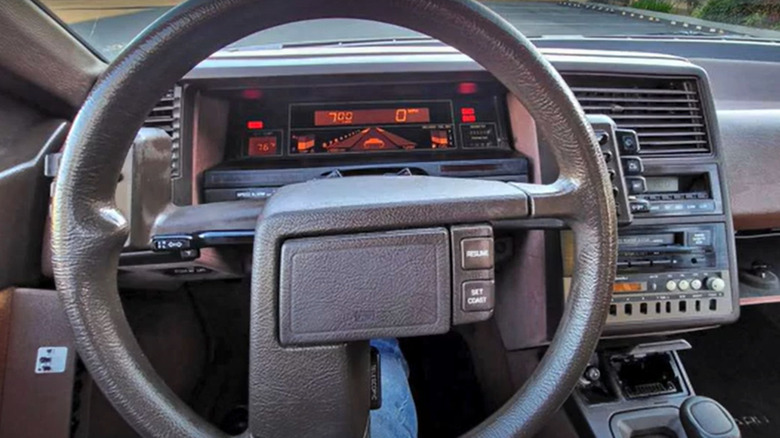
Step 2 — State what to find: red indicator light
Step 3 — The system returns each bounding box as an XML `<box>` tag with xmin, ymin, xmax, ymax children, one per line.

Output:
<box><xmin>241</xmin><ymin>89</ymin><xmax>263</xmax><ymax>100</ymax></box>
<box><xmin>460</xmin><ymin>107</ymin><xmax>476</xmax><ymax>116</ymax></box>
<box><xmin>247</xmin><ymin>121</ymin><xmax>264</xmax><ymax>130</ymax></box>
<box><xmin>462</xmin><ymin>115</ymin><xmax>476</xmax><ymax>123</ymax></box>
<box><xmin>457</xmin><ymin>82</ymin><xmax>479</xmax><ymax>95</ymax></box>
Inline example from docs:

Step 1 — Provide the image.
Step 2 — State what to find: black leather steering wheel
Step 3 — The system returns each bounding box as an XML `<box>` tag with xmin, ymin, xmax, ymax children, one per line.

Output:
<box><xmin>51</xmin><ymin>0</ymin><xmax>617</xmax><ymax>437</ymax></box>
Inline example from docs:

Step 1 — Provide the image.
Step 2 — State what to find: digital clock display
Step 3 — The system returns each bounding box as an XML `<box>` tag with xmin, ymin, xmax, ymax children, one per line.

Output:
<box><xmin>314</xmin><ymin>108</ymin><xmax>431</xmax><ymax>126</ymax></box>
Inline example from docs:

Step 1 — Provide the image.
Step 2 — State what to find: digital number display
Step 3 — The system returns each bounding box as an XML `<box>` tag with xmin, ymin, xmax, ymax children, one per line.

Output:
<box><xmin>613</xmin><ymin>282</ymin><xmax>647</xmax><ymax>293</ymax></box>
<box><xmin>314</xmin><ymin>108</ymin><xmax>431</xmax><ymax>126</ymax></box>
<box><xmin>248</xmin><ymin>136</ymin><xmax>277</xmax><ymax>156</ymax></box>
<box><xmin>290</xmin><ymin>101</ymin><xmax>455</xmax><ymax>155</ymax></box>
<box><xmin>246</xmin><ymin>131</ymin><xmax>281</xmax><ymax>157</ymax></box>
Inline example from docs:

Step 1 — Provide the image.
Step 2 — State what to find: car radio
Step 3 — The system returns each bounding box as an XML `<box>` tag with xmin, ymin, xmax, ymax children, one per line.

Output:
<box><xmin>607</xmin><ymin>224</ymin><xmax>734</xmax><ymax>325</ymax></box>
<box><xmin>630</xmin><ymin>164</ymin><xmax>723</xmax><ymax>218</ymax></box>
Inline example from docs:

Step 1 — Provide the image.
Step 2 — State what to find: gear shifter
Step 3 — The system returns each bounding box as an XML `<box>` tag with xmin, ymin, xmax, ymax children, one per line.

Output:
<box><xmin>680</xmin><ymin>396</ymin><xmax>740</xmax><ymax>438</ymax></box>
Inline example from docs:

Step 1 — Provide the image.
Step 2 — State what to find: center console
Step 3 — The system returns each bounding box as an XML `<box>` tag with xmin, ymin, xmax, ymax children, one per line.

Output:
<box><xmin>560</xmin><ymin>72</ymin><xmax>739</xmax><ymax>336</ymax></box>
<box><xmin>565</xmin><ymin>71</ymin><xmax>740</xmax><ymax>437</ymax></box>
<box><xmin>570</xmin><ymin>340</ymin><xmax>740</xmax><ymax>438</ymax></box>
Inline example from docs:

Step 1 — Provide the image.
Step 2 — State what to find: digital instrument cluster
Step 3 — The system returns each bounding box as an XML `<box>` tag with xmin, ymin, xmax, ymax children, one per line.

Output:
<box><xmin>220</xmin><ymin>81</ymin><xmax>511</xmax><ymax>160</ymax></box>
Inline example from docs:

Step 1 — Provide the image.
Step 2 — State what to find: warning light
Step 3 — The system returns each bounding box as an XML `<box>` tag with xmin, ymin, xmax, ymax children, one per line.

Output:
<box><xmin>247</xmin><ymin>121</ymin><xmax>264</xmax><ymax>130</ymax></box>
<box><xmin>460</xmin><ymin>108</ymin><xmax>476</xmax><ymax>123</ymax></box>
<box><xmin>241</xmin><ymin>89</ymin><xmax>263</xmax><ymax>100</ymax></box>
<box><xmin>457</xmin><ymin>82</ymin><xmax>479</xmax><ymax>95</ymax></box>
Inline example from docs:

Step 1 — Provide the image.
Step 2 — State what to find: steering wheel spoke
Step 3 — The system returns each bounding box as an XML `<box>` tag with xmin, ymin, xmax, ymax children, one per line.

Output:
<box><xmin>511</xmin><ymin>179</ymin><xmax>585</xmax><ymax>222</ymax></box>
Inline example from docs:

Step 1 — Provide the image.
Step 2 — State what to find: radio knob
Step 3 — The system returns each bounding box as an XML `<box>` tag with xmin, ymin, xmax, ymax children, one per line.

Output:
<box><xmin>665</xmin><ymin>280</ymin><xmax>678</xmax><ymax>292</ymax></box>
<box><xmin>678</xmin><ymin>280</ymin><xmax>690</xmax><ymax>291</ymax></box>
<box><xmin>690</xmin><ymin>279</ymin><xmax>703</xmax><ymax>290</ymax></box>
<box><xmin>706</xmin><ymin>277</ymin><xmax>726</xmax><ymax>292</ymax></box>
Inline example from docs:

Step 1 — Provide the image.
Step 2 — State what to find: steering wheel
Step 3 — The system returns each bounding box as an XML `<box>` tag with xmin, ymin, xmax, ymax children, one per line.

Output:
<box><xmin>51</xmin><ymin>0</ymin><xmax>617</xmax><ymax>436</ymax></box>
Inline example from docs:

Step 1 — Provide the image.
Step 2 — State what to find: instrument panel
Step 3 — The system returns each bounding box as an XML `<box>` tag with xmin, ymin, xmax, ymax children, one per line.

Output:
<box><xmin>218</xmin><ymin>80</ymin><xmax>512</xmax><ymax>162</ymax></box>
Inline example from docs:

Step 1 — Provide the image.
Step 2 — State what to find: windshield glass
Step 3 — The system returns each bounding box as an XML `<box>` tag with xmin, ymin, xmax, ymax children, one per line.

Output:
<box><xmin>39</xmin><ymin>0</ymin><xmax>780</xmax><ymax>60</ymax></box>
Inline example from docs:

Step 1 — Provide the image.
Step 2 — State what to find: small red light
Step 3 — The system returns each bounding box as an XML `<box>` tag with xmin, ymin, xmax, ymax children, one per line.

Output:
<box><xmin>460</xmin><ymin>107</ymin><xmax>476</xmax><ymax>115</ymax></box>
<box><xmin>241</xmin><ymin>89</ymin><xmax>263</xmax><ymax>100</ymax></box>
<box><xmin>457</xmin><ymin>82</ymin><xmax>479</xmax><ymax>95</ymax></box>
<box><xmin>247</xmin><ymin>121</ymin><xmax>264</xmax><ymax>130</ymax></box>
<box><xmin>462</xmin><ymin>115</ymin><xmax>476</xmax><ymax>123</ymax></box>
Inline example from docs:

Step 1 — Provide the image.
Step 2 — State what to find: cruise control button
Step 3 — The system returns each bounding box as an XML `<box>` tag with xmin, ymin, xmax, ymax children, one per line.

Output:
<box><xmin>461</xmin><ymin>238</ymin><xmax>494</xmax><ymax>270</ymax></box>
<box><xmin>462</xmin><ymin>280</ymin><xmax>495</xmax><ymax>312</ymax></box>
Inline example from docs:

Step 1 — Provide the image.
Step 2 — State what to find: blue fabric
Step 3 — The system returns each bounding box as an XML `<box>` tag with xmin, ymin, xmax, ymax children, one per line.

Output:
<box><xmin>369</xmin><ymin>338</ymin><xmax>418</xmax><ymax>438</ymax></box>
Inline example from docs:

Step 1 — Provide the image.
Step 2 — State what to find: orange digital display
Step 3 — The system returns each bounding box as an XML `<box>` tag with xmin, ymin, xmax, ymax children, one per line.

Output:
<box><xmin>314</xmin><ymin>108</ymin><xmax>430</xmax><ymax>126</ymax></box>
<box><xmin>248</xmin><ymin>136</ymin><xmax>278</xmax><ymax>156</ymax></box>
<box><xmin>613</xmin><ymin>282</ymin><xmax>645</xmax><ymax>293</ymax></box>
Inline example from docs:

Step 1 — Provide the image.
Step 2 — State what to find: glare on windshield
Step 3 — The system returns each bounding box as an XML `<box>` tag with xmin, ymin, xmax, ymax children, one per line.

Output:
<box><xmin>39</xmin><ymin>0</ymin><xmax>780</xmax><ymax>60</ymax></box>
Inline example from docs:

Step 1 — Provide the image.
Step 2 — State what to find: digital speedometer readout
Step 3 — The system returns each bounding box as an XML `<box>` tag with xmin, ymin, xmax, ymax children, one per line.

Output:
<box><xmin>290</xmin><ymin>101</ymin><xmax>454</xmax><ymax>154</ymax></box>
<box><xmin>314</xmin><ymin>108</ymin><xmax>431</xmax><ymax>126</ymax></box>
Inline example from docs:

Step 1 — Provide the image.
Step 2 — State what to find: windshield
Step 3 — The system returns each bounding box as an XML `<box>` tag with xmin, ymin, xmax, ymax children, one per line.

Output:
<box><xmin>39</xmin><ymin>0</ymin><xmax>780</xmax><ymax>60</ymax></box>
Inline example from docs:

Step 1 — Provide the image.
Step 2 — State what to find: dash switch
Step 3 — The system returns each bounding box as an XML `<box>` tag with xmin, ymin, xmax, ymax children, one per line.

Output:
<box><xmin>461</xmin><ymin>238</ymin><xmax>494</xmax><ymax>270</ymax></box>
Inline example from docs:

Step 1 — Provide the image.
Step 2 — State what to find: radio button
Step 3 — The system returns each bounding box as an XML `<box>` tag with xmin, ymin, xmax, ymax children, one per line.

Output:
<box><xmin>666</xmin><ymin>280</ymin><xmax>678</xmax><ymax>292</ymax></box>
<box><xmin>678</xmin><ymin>280</ymin><xmax>690</xmax><ymax>291</ymax></box>
<box><xmin>690</xmin><ymin>279</ymin><xmax>703</xmax><ymax>290</ymax></box>
<box><xmin>706</xmin><ymin>277</ymin><xmax>726</xmax><ymax>292</ymax></box>
<box><xmin>630</xmin><ymin>200</ymin><xmax>651</xmax><ymax>213</ymax></box>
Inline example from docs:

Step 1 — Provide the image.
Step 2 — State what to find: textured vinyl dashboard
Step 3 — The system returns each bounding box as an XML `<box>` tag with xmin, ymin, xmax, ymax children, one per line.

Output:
<box><xmin>718</xmin><ymin>109</ymin><xmax>780</xmax><ymax>230</ymax></box>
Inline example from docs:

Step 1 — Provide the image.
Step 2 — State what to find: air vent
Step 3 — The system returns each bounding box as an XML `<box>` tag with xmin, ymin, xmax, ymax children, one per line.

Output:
<box><xmin>566</xmin><ymin>75</ymin><xmax>710</xmax><ymax>155</ymax></box>
<box><xmin>144</xmin><ymin>89</ymin><xmax>176</xmax><ymax>135</ymax></box>
<box><xmin>143</xmin><ymin>88</ymin><xmax>181</xmax><ymax>178</ymax></box>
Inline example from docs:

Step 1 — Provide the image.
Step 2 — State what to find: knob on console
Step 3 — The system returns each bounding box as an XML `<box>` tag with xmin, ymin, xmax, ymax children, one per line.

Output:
<box><xmin>706</xmin><ymin>277</ymin><xmax>726</xmax><ymax>292</ymax></box>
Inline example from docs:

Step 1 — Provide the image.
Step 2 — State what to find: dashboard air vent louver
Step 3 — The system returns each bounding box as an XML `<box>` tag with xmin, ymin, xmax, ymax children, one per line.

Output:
<box><xmin>566</xmin><ymin>75</ymin><xmax>710</xmax><ymax>155</ymax></box>
<box><xmin>143</xmin><ymin>88</ymin><xmax>182</xmax><ymax>178</ymax></box>
<box><xmin>144</xmin><ymin>88</ymin><xmax>176</xmax><ymax>135</ymax></box>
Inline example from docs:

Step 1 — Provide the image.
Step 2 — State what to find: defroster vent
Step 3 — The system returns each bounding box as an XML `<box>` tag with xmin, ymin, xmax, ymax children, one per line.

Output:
<box><xmin>566</xmin><ymin>75</ymin><xmax>710</xmax><ymax>155</ymax></box>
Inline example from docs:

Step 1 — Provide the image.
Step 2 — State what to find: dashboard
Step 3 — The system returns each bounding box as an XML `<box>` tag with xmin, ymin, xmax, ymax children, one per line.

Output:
<box><xmin>107</xmin><ymin>45</ymin><xmax>744</xmax><ymax>347</ymax></box>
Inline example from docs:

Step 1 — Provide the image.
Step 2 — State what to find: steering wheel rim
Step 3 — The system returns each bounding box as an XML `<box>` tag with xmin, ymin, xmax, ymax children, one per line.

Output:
<box><xmin>51</xmin><ymin>0</ymin><xmax>617</xmax><ymax>437</ymax></box>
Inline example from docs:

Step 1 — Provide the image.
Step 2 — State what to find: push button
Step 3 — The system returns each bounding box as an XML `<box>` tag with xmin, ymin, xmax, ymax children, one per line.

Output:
<box><xmin>626</xmin><ymin>177</ymin><xmax>647</xmax><ymax>195</ymax></box>
<box><xmin>462</xmin><ymin>280</ymin><xmax>495</xmax><ymax>312</ymax></box>
<box><xmin>616</xmin><ymin>130</ymin><xmax>641</xmax><ymax>154</ymax></box>
<box><xmin>461</xmin><ymin>238</ymin><xmax>494</xmax><ymax>270</ymax></box>
<box><xmin>622</xmin><ymin>157</ymin><xmax>643</xmax><ymax>175</ymax></box>
<box><xmin>630</xmin><ymin>200</ymin><xmax>651</xmax><ymax>213</ymax></box>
